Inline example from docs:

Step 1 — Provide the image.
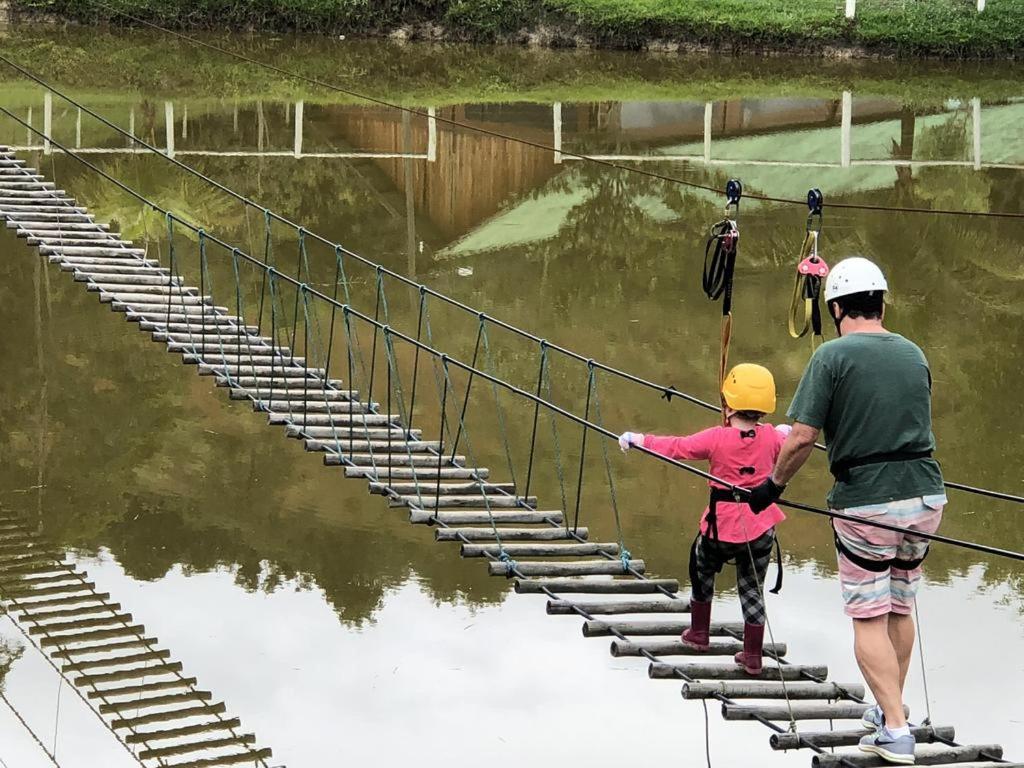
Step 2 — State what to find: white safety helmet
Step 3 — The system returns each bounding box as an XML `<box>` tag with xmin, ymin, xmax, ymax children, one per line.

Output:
<box><xmin>824</xmin><ymin>257</ymin><xmax>888</xmax><ymax>303</ymax></box>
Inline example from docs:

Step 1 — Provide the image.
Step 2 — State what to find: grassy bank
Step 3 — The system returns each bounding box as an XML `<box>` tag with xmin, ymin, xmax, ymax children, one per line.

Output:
<box><xmin>8</xmin><ymin>0</ymin><xmax>1024</xmax><ymax>58</ymax></box>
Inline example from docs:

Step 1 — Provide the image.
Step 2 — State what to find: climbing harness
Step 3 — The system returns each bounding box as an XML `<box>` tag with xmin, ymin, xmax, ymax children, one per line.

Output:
<box><xmin>788</xmin><ymin>189</ymin><xmax>830</xmax><ymax>350</ymax></box>
<box><xmin>832</xmin><ymin>521</ymin><xmax>930</xmax><ymax>572</ymax></box>
<box><xmin>689</xmin><ymin>487</ymin><xmax>783</xmax><ymax>596</ymax></box>
<box><xmin>703</xmin><ymin>179</ymin><xmax>742</xmax><ymax>420</ymax></box>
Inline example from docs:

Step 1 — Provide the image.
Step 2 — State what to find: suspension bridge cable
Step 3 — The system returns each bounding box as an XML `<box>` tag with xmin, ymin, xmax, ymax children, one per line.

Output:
<box><xmin>0</xmin><ymin>77</ymin><xmax>1017</xmax><ymax>508</ymax></box>
<box><xmin>3</xmin><ymin>107</ymin><xmax>1022</xmax><ymax>559</ymax></box>
<box><xmin>81</xmin><ymin>2</ymin><xmax>1024</xmax><ymax>222</ymax></box>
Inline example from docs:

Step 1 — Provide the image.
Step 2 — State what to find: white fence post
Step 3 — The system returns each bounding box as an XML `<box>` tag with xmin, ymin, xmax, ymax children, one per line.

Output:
<box><xmin>840</xmin><ymin>91</ymin><xmax>852</xmax><ymax>168</ymax></box>
<box><xmin>977</xmin><ymin>0</ymin><xmax>986</xmax><ymax>11</ymax></box>
<box><xmin>164</xmin><ymin>101</ymin><xmax>175</xmax><ymax>159</ymax></box>
<box><xmin>75</xmin><ymin>108</ymin><xmax>82</xmax><ymax>148</ymax></box>
<box><xmin>293</xmin><ymin>100</ymin><xmax>304</xmax><ymax>158</ymax></box>
<box><xmin>846</xmin><ymin>0</ymin><xmax>857</xmax><ymax>19</ymax></box>
<box><xmin>972</xmin><ymin>98</ymin><xmax>982</xmax><ymax>170</ymax></box>
<box><xmin>427</xmin><ymin>107</ymin><xmax>437</xmax><ymax>162</ymax></box>
<box><xmin>553</xmin><ymin>102</ymin><xmax>563</xmax><ymax>164</ymax></box>
<box><xmin>704</xmin><ymin>102</ymin><xmax>713</xmax><ymax>163</ymax></box>
<box><xmin>43</xmin><ymin>91</ymin><xmax>52</xmax><ymax>154</ymax></box>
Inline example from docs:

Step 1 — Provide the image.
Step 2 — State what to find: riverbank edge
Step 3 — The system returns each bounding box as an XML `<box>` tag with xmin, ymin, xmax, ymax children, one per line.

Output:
<box><xmin>2</xmin><ymin>2</ymin><xmax>1021</xmax><ymax>61</ymax></box>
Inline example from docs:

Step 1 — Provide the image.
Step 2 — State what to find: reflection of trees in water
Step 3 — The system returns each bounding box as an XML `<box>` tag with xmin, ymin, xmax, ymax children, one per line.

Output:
<box><xmin>0</xmin><ymin>637</ymin><xmax>24</xmax><ymax>690</ymax></box>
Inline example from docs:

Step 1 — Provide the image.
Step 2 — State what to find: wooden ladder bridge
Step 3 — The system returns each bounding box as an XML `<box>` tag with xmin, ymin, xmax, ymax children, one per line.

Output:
<box><xmin>0</xmin><ymin>146</ymin><xmax>1018</xmax><ymax>768</ymax></box>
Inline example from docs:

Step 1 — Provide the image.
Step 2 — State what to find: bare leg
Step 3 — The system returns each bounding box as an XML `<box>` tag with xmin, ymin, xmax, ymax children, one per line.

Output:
<box><xmin>853</xmin><ymin>615</ymin><xmax>907</xmax><ymax>728</ymax></box>
<box><xmin>887</xmin><ymin>612</ymin><xmax>916</xmax><ymax>692</ymax></box>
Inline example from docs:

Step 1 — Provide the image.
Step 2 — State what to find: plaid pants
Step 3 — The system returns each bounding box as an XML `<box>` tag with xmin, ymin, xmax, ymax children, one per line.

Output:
<box><xmin>690</xmin><ymin>530</ymin><xmax>775</xmax><ymax>625</ymax></box>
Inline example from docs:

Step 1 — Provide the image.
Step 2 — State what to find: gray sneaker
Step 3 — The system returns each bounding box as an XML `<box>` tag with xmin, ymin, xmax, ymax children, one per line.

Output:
<box><xmin>861</xmin><ymin>704</ymin><xmax>884</xmax><ymax>731</ymax></box>
<box><xmin>859</xmin><ymin>727</ymin><xmax>916</xmax><ymax>765</ymax></box>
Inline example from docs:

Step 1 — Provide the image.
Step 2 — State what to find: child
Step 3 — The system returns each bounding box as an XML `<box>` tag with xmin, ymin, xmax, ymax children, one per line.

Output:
<box><xmin>618</xmin><ymin>363</ymin><xmax>789</xmax><ymax>676</ymax></box>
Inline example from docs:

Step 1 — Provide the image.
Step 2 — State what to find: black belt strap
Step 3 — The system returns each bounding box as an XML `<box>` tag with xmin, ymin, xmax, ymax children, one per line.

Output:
<box><xmin>832</xmin><ymin>521</ymin><xmax>929</xmax><ymax>572</ymax></box>
<box><xmin>830</xmin><ymin>450</ymin><xmax>933</xmax><ymax>483</ymax></box>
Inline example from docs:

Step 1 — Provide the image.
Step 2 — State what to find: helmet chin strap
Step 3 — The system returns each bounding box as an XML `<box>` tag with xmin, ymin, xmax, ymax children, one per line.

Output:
<box><xmin>828</xmin><ymin>300</ymin><xmax>848</xmax><ymax>337</ymax></box>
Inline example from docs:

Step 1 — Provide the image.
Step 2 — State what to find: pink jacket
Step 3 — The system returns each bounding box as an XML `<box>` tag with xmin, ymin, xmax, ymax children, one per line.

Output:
<box><xmin>642</xmin><ymin>424</ymin><xmax>787</xmax><ymax>543</ymax></box>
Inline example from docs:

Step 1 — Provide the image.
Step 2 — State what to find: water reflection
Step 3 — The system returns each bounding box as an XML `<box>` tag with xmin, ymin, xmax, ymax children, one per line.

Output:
<box><xmin>0</xmin><ymin>27</ymin><xmax>1022</xmax><ymax>766</ymax></box>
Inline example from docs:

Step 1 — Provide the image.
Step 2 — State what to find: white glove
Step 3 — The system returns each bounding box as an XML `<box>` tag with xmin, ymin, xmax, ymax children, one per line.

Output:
<box><xmin>618</xmin><ymin>432</ymin><xmax>645</xmax><ymax>452</ymax></box>
<box><xmin>775</xmin><ymin>424</ymin><xmax>793</xmax><ymax>438</ymax></box>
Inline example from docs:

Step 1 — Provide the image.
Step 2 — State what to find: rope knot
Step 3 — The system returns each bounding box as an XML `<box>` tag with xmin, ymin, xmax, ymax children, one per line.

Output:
<box><xmin>661</xmin><ymin>385</ymin><xmax>679</xmax><ymax>402</ymax></box>
<box><xmin>498</xmin><ymin>551</ymin><xmax>518</xmax><ymax>575</ymax></box>
<box><xmin>619</xmin><ymin>550</ymin><xmax>632</xmax><ymax>572</ymax></box>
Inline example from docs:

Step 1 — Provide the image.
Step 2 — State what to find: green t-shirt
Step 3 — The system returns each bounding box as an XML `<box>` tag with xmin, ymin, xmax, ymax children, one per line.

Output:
<box><xmin>787</xmin><ymin>332</ymin><xmax>944</xmax><ymax>509</ymax></box>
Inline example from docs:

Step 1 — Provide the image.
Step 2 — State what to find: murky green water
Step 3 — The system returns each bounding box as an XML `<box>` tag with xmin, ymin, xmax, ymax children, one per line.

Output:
<box><xmin>0</xmin><ymin>26</ymin><xmax>1022</xmax><ymax>768</ymax></box>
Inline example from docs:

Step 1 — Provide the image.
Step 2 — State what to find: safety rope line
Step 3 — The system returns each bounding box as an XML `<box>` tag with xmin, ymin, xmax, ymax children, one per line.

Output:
<box><xmin>52</xmin><ymin>19</ymin><xmax>1024</xmax><ymax>223</ymax></box>
<box><xmin>541</xmin><ymin>352</ymin><xmax>572</xmax><ymax>529</ymax></box>
<box><xmin>479</xmin><ymin>321</ymin><xmax>519</xmax><ymax>491</ymax></box>
<box><xmin>913</xmin><ymin>600</ymin><xmax>934</xmax><ymax>727</ymax></box>
<box><xmin>0</xmin><ymin>93</ymin><xmax>1016</xmax><ymax>507</ymax></box>
<box><xmin>0</xmin><ymin>688</ymin><xmax>63</xmax><ymax>768</ymax></box>
<box><xmin>449</xmin><ymin>321</ymin><xmax>484</xmax><ymax>463</ymax></box>
<box><xmin>589</xmin><ymin>366</ymin><xmax>631</xmax><ymax>569</ymax></box>
<box><xmin>406</xmin><ymin>289</ymin><xmax>427</xmax><ymax>435</ymax></box>
<box><xmin>2</xmin><ymin>119</ymin><xmax>1020</xmax><ymax>561</ymax></box>
<box><xmin>383</xmin><ymin>328</ymin><xmax>427</xmax><ymax>510</ymax></box>
<box><xmin>571</xmin><ymin>366</ymin><xmax>593</xmax><ymax>536</ymax></box>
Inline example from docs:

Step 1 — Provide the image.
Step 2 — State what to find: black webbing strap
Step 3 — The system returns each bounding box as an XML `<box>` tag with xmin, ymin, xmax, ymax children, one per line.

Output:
<box><xmin>832</xmin><ymin>521</ymin><xmax>929</xmax><ymax>572</ymax></box>
<box><xmin>830</xmin><ymin>450</ymin><xmax>934</xmax><ymax>483</ymax></box>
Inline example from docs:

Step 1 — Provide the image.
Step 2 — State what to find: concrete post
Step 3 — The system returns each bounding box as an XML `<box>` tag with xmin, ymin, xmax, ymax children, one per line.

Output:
<box><xmin>43</xmin><ymin>91</ymin><xmax>52</xmax><ymax>154</ymax></box>
<box><xmin>427</xmin><ymin>107</ymin><xmax>437</xmax><ymax>162</ymax></box>
<box><xmin>840</xmin><ymin>91</ymin><xmax>852</xmax><ymax>168</ymax></box>
<box><xmin>553</xmin><ymin>102</ymin><xmax>563</xmax><ymax>164</ymax></box>
<box><xmin>972</xmin><ymin>97</ymin><xmax>982</xmax><ymax>170</ymax></box>
<box><xmin>164</xmin><ymin>101</ymin><xmax>175</xmax><ymax>159</ymax></box>
<box><xmin>293</xmin><ymin>100</ymin><xmax>304</xmax><ymax>158</ymax></box>
<box><xmin>704</xmin><ymin>102</ymin><xmax>713</xmax><ymax>163</ymax></box>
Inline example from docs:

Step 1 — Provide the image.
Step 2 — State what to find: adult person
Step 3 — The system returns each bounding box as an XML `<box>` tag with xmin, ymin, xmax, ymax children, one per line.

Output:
<box><xmin>748</xmin><ymin>257</ymin><xmax>946</xmax><ymax>766</ymax></box>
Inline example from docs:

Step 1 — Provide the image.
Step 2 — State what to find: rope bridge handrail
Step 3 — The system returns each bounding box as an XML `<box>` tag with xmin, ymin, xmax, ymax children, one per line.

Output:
<box><xmin>0</xmin><ymin>63</ymin><xmax>1019</xmax><ymax>509</ymax></box>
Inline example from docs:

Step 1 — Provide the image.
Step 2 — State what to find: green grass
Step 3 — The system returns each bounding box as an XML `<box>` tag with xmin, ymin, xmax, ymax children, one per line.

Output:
<box><xmin>11</xmin><ymin>0</ymin><xmax>1024</xmax><ymax>57</ymax></box>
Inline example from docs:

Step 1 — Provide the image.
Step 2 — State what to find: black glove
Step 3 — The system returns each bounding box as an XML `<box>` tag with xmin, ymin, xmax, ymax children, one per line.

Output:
<box><xmin>747</xmin><ymin>478</ymin><xmax>786</xmax><ymax>514</ymax></box>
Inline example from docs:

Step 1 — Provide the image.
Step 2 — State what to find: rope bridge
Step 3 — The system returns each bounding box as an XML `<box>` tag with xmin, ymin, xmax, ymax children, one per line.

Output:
<box><xmin>0</xmin><ymin>127</ymin><xmax>1021</xmax><ymax>768</ymax></box>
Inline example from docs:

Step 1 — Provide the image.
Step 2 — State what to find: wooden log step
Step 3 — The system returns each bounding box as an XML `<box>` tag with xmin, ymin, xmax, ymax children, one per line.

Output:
<box><xmin>0</xmin><ymin>186</ymin><xmax>65</xmax><ymax>194</ymax></box>
<box><xmin>151</xmin><ymin>325</ymin><xmax>259</xmax><ymax>338</ymax></box>
<box><xmin>199</xmin><ymin>363</ymin><xmax>325</xmax><ymax>378</ymax></box>
<box><xmin>105</xmin><ymin>293</ymin><xmax>207</xmax><ymax>307</ymax></box>
<box><xmin>163</xmin><ymin>748</ymin><xmax>273</xmax><ymax>768</ymax></box>
<box><xmin>770</xmin><ymin>726</ymin><xmax>956</xmax><ymax>751</ymax></box>
<box><xmin>58</xmin><ymin>256</ymin><xmax>151</xmax><ymax>267</ymax></box>
<box><xmin>184</xmin><ymin>353</ymin><xmax>298</xmax><ymax>367</ymax></box>
<box><xmin>126</xmin><ymin>718</ymin><xmax>242</xmax><ymax>744</ymax></box>
<box><xmin>99</xmin><ymin>690</ymin><xmax>213</xmax><ymax>714</ymax></box>
<box><xmin>29</xmin><ymin>613</ymin><xmax>132</xmax><ymax>634</ymax></box>
<box><xmin>611</xmin><ymin>639</ymin><xmax>786</xmax><ymax>658</ymax></box>
<box><xmin>130</xmin><ymin>313</ymin><xmax>243</xmax><ymax>326</ymax></box>
<box><xmin>73</xmin><ymin>265</ymin><xmax>167</xmax><ymax>277</ymax></box>
<box><xmin>9</xmin><ymin>592</ymin><xmax>112</xmax><ymax>611</ymax></box>
<box><xmin>0</xmin><ymin>557</ymin><xmax>61</xmax><ymax>576</ymax></box>
<box><xmin>516</xmin><ymin>578</ymin><xmax>678</xmax><ymax>595</ymax></box>
<box><xmin>65</xmin><ymin>650</ymin><xmax>172</xmax><ymax>672</ymax></box>
<box><xmin>0</xmin><ymin>198</ymin><xmax>78</xmax><ymax>208</ymax></box>
<box><xmin>54</xmin><ymin>637</ymin><xmax>159</xmax><ymax>657</ymax></box>
<box><xmin>649</xmin><ymin>662</ymin><xmax>827</xmax><ymax>681</ymax></box>
<box><xmin>548</xmin><ymin>598</ymin><xmax>688</xmax><ymax>615</ymax></box>
<box><xmin>329</xmin><ymin>452</ymin><xmax>460</xmax><ymax>467</ymax></box>
<box><xmin>583</xmin><ymin>619</ymin><xmax>743</xmax><ymax>637</ymax></box>
<box><xmin>32</xmin><ymin>235</ymin><xmax>123</xmax><ymax>246</ymax></box>
<box><xmin>682</xmin><ymin>681</ymin><xmax>864</xmax><ymax>700</ymax></box>
<box><xmin>3</xmin><ymin>581</ymin><xmax>95</xmax><ymax>599</ymax></box>
<box><xmin>722</xmin><ymin>702</ymin><xmax>904</xmax><ymax>722</ymax></box>
<box><xmin>307</xmin><ymin>439</ymin><xmax>440</xmax><ymax>454</ymax></box>
<box><xmin>235</xmin><ymin>389</ymin><xmax>356</xmax><ymax>403</ymax></box>
<box><xmin>282</xmin><ymin>412</ymin><xmax>398</xmax><ymax>427</ymax></box>
<box><xmin>75</xmin><ymin>662</ymin><xmax>184</xmax><ymax>686</ymax></box>
<box><xmin>0</xmin><ymin>181</ymin><xmax>57</xmax><ymax>189</ymax></box>
<box><xmin>138</xmin><ymin>734</ymin><xmax>258</xmax><ymax>761</ymax></box>
<box><xmin>91</xmin><ymin>275</ymin><xmax>183</xmax><ymax>288</ymax></box>
<box><xmin>163</xmin><ymin>334</ymin><xmax>276</xmax><ymax>346</ymax></box>
<box><xmin>291</xmin><ymin>426</ymin><xmax>414</xmax><ymax>440</ymax></box>
<box><xmin>462</xmin><ymin>542</ymin><xmax>617</xmax><ymax>558</ymax></box>
<box><xmin>88</xmin><ymin>677</ymin><xmax>198</xmax><ymax>700</ymax></box>
<box><xmin>411</xmin><ymin>509</ymin><xmax>562</xmax><ymax>526</ymax></box>
<box><xmin>491</xmin><ymin>560</ymin><xmax>645</xmax><ymax>578</ymax></box>
<box><xmin>811</xmin><ymin>745</ymin><xmax>1004</xmax><ymax>768</ymax></box>
<box><xmin>89</xmin><ymin>283</ymin><xmax>195</xmax><ymax>296</ymax></box>
<box><xmin>350</xmin><ymin>466</ymin><xmax>486</xmax><ymax>480</ymax></box>
<box><xmin>0</xmin><ymin>571</ymin><xmax>76</xmax><ymax>589</ymax></box>
<box><xmin>111</xmin><ymin>702</ymin><xmax>226</xmax><ymax>730</ymax></box>
<box><xmin>395</xmin><ymin>495</ymin><xmax>537</xmax><ymax>509</ymax></box>
<box><xmin>113</xmin><ymin>300</ymin><xmax>220</xmax><ymax>314</ymax></box>
<box><xmin>437</xmin><ymin>526</ymin><xmax>587</xmax><ymax>542</ymax></box>
<box><xmin>41</xmin><ymin>625</ymin><xmax>148</xmax><ymax>647</ymax></box>
<box><xmin>219</xmin><ymin>376</ymin><xmax>343</xmax><ymax>389</ymax></box>
<box><xmin>22</xmin><ymin>602</ymin><xmax>123</xmax><ymax>623</ymax></box>
<box><xmin>374</xmin><ymin>481</ymin><xmax>512</xmax><ymax>497</ymax></box>
<box><xmin>41</xmin><ymin>244</ymin><xmax>146</xmax><ymax>257</ymax></box>
<box><xmin>142</xmin><ymin>321</ymin><xmax>258</xmax><ymax>335</ymax></box>
<box><xmin>8</xmin><ymin>219</ymin><xmax>105</xmax><ymax>230</ymax></box>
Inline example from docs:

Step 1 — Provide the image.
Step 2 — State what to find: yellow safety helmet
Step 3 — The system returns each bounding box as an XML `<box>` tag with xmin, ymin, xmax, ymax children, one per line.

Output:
<box><xmin>721</xmin><ymin>363</ymin><xmax>777</xmax><ymax>415</ymax></box>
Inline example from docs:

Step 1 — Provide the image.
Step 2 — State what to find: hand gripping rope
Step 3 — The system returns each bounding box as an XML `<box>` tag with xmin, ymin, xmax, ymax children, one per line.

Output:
<box><xmin>702</xmin><ymin>180</ymin><xmax>742</xmax><ymax>421</ymax></box>
<box><xmin>788</xmin><ymin>189</ymin><xmax>830</xmax><ymax>351</ymax></box>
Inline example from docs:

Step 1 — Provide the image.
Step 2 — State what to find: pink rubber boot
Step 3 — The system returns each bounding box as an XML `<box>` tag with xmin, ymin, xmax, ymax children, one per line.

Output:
<box><xmin>681</xmin><ymin>598</ymin><xmax>711</xmax><ymax>651</ymax></box>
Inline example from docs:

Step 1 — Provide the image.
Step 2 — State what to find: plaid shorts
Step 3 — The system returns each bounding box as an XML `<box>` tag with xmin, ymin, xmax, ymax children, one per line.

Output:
<box><xmin>833</xmin><ymin>495</ymin><xmax>946</xmax><ymax>619</ymax></box>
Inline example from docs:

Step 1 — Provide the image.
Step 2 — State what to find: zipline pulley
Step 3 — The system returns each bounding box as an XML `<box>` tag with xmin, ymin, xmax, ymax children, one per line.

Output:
<box><xmin>788</xmin><ymin>189</ymin><xmax>829</xmax><ymax>349</ymax></box>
